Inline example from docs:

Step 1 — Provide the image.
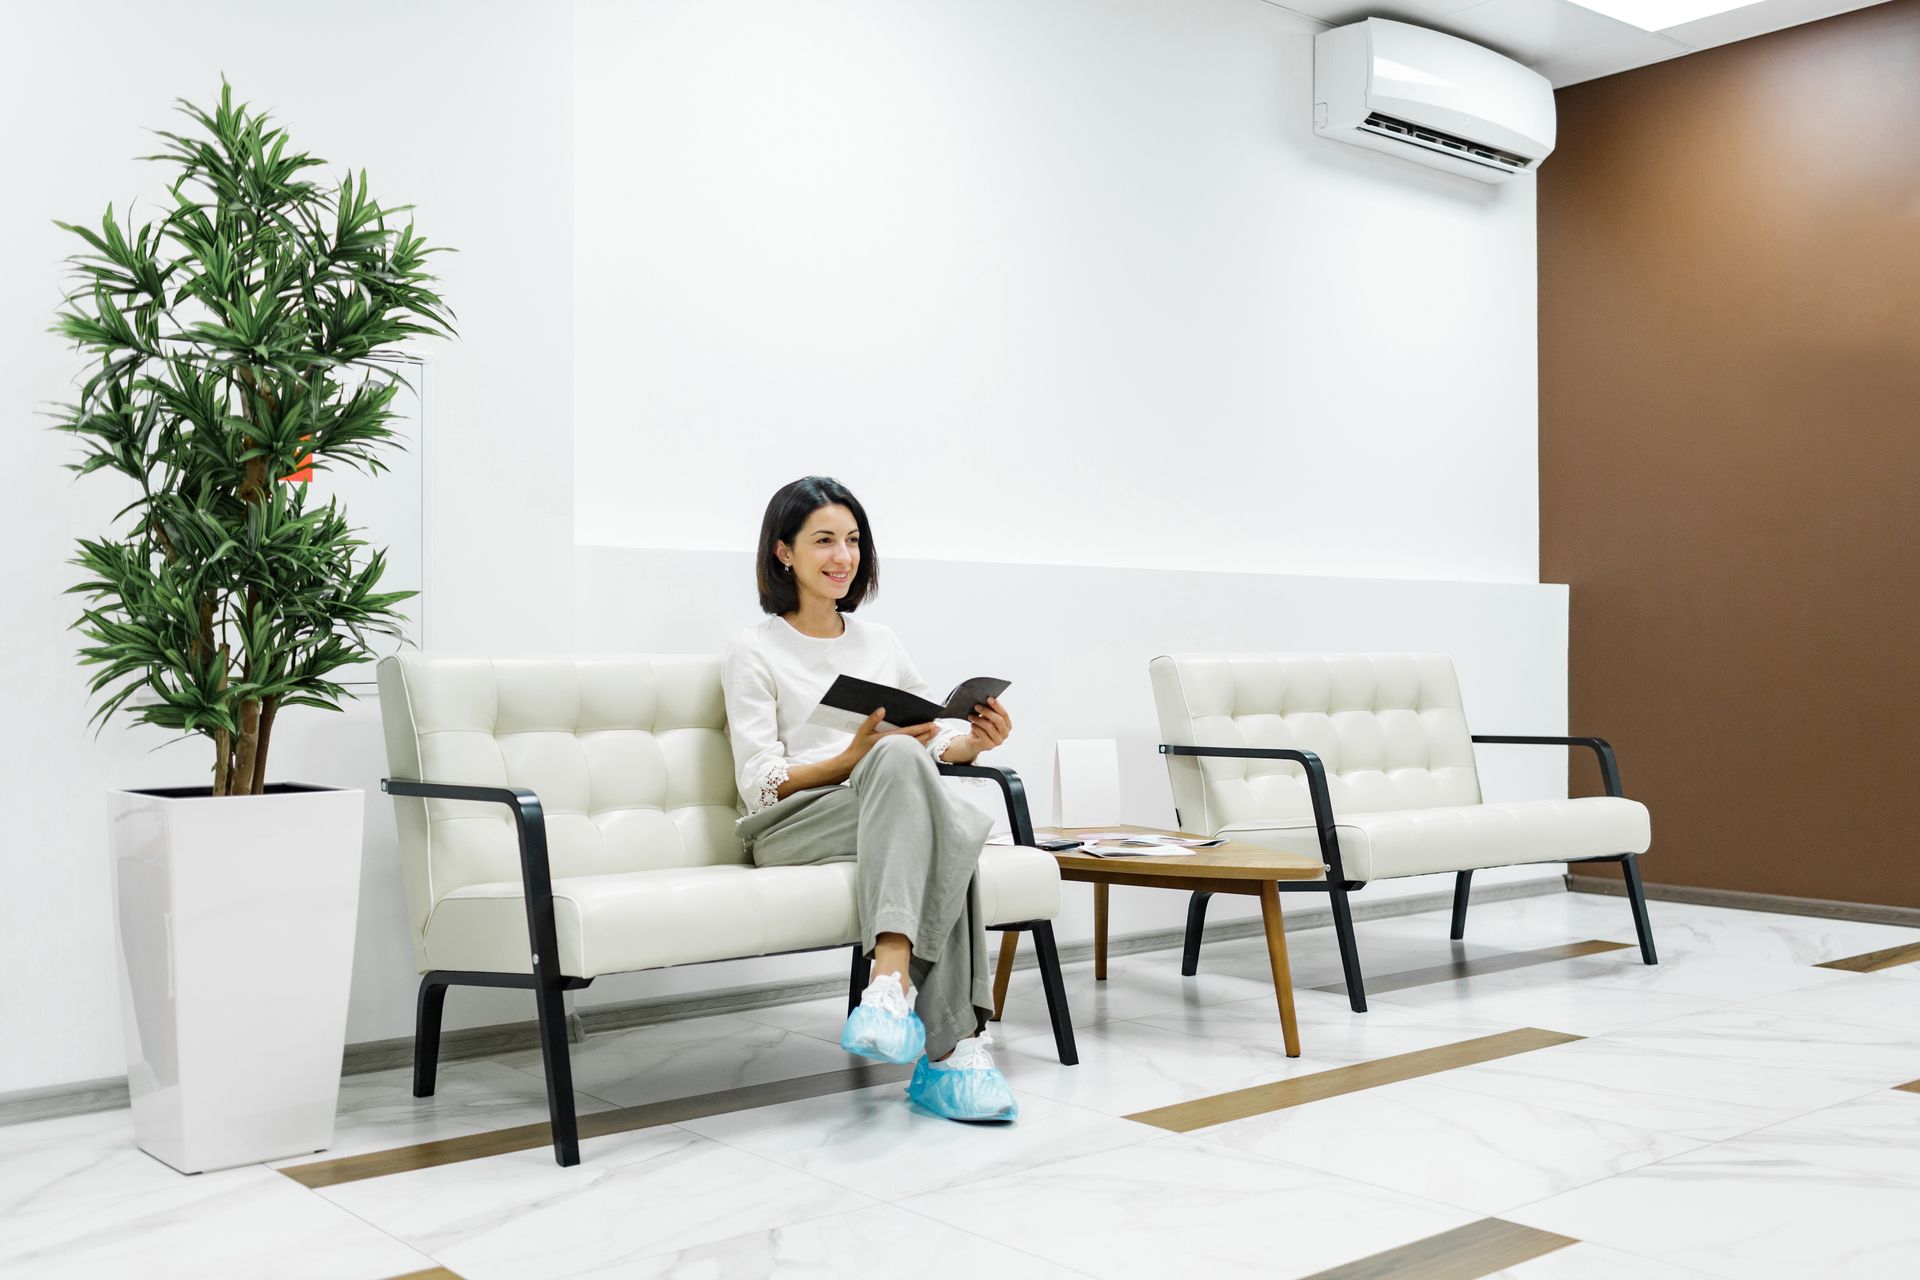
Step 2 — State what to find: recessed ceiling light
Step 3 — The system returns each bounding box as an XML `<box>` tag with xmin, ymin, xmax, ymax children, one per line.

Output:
<box><xmin>1569</xmin><ymin>1</ymin><xmax>1766</xmax><ymax>31</ymax></box>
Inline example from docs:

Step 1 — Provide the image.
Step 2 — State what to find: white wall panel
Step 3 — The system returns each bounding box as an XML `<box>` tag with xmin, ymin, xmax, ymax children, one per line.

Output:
<box><xmin>572</xmin><ymin>0</ymin><xmax>1542</xmax><ymax>584</ymax></box>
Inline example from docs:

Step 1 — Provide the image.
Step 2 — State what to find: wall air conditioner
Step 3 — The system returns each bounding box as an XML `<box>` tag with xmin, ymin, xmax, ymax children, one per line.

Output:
<box><xmin>1314</xmin><ymin>18</ymin><xmax>1555</xmax><ymax>183</ymax></box>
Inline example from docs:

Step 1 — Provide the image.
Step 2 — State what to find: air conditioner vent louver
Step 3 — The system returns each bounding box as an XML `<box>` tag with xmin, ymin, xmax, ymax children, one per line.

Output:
<box><xmin>1361</xmin><ymin>112</ymin><xmax>1529</xmax><ymax>173</ymax></box>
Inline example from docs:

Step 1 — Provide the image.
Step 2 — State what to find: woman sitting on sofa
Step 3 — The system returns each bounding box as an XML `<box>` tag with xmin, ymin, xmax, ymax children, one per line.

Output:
<box><xmin>721</xmin><ymin>475</ymin><xmax>1017</xmax><ymax>1123</ymax></box>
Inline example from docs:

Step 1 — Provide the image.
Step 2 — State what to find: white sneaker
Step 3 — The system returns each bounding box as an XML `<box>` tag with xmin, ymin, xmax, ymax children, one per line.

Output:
<box><xmin>861</xmin><ymin>972</ymin><xmax>916</xmax><ymax>1015</ymax></box>
<box><xmin>932</xmin><ymin>1031</ymin><xmax>996</xmax><ymax>1071</ymax></box>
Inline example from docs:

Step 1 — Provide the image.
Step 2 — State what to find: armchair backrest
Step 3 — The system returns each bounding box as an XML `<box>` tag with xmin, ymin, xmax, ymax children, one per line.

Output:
<box><xmin>377</xmin><ymin>653</ymin><xmax>745</xmax><ymax>965</ymax></box>
<box><xmin>1149</xmin><ymin>654</ymin><xmax>1482</xmax><ymax>834</ymax></box>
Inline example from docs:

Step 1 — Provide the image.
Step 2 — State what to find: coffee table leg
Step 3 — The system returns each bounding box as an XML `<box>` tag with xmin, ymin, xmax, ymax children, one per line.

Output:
<box><xmin>1094</xmin><ymin>882</ymin><xmax>1109</xmax><ymax>981</ymax></box>
<box><xmin>991</xmin><ymin>929</ymin><xmax>1020</xmax><ymax>1021</ymax></box>
<box><xmin>1258</xmin><ymin>881</ymin><xmax>1302</xmax><ymax>1058</ymax></box>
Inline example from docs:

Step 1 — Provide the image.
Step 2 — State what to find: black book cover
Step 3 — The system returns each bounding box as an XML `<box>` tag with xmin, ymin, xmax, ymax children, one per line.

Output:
<box><xmin>807</xmin><ymin>674</ymin><xmax>1010</xmax><ymax>733</ymax></box>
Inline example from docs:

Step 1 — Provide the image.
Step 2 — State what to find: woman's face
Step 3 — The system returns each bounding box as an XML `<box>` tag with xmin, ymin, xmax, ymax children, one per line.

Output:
<box><xmin>778</xmin><ymin>503</ymin><xmax>860</xmax><ymax>606</ymax></box>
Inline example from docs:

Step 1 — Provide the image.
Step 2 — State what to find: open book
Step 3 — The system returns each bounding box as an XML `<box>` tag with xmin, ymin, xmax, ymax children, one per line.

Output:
<box><xmin>806</xmin><ymin>673</ymin><xmax>1010</xmax><ymax>734</ymax></box>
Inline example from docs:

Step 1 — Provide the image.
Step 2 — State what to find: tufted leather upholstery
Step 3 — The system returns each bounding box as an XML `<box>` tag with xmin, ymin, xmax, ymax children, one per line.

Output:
<box><xmin>1150</xmin><ymin>653</ymin><xmax>1650</xmax><ymax>881</ymax></box>
<box><xmin>378</xmin><ymin>653</ymin><xmax>1061</xmax><ymax>978</ymax></box>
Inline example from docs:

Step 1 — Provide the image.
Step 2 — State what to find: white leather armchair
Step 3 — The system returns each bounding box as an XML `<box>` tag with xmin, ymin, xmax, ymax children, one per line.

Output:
<box><xmin>377</xmin><ymin>653</ymin><xmax>1075</xmax><ymax>1165</ymax></box>
<box><xmin>1151</xmin><ymin>654</ymin><xmax>1655</xmax><ymax>1011</ymax></box>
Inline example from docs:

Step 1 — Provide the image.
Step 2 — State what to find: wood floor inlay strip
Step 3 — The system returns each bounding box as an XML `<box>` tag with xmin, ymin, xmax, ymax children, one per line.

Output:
<box><xmin>379</xmin><ymin>1269</ymin><xmax>465</xmax><ymax>1280</ymax></box>
<box><xmin>1313</xmin><ymin>940</ymin><xmax>1633</xmax><ymax>996</ymax></box>
<box><xmin>1125</xmin><ymin>1028</ymin><xmax>1581</xmax><ymax>1133</ymax></box>
<box><xmin>1896</xmin><ymin>1080</ymin><xmax>1920</xmax><ymax>1095</ymax></box>
<box><xmin>1299</xmin><ymin>1218</ymin><xmax>1577</xmax><ymax>1280</ymax></box>
<box><xmin>280</xmin><ymin>1062</ymin><xmax>912</xmax><ymax>1189</ymax></box>
<box><xmin>1816</xmin><ymin>941</ymin><xmax>1920</xmax><ymax>973</ymax></box>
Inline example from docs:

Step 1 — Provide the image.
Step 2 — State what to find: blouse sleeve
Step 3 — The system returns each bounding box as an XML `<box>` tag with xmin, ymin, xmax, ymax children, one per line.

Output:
<box><xmin>721</xmin><ymin>633</ymin><xmax>790</xmax><ymax>814</ymax></box>
<box><xmin>890</xmin><ymin>631</ymin><xmax>972</xmax><ymax>764</ymax></box>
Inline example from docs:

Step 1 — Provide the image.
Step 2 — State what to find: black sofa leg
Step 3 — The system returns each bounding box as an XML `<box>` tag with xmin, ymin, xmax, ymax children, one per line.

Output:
<box><xmin>533</xmin><ymin>978</ymin><xmax>581</xmax><ymax>1167</ymax></box>
<box><xmin>1330</xmin><ymin>885</ymin><xmax>1368</xmax><ymax>1013</ymax></box>
<box><xmin>1029</xmin><ymin>921</ymin><xmax>1079</xmax><ymax>1066</ymax></box>
<box><xmin>1450</xmin><ymin>870</ymin><xmax>1473</xmax><ymax>942</ymax></box>
<box><xmin>1621</xmin><ymin>854</ymin><xmax>1658</xmax><ymax>965</ymax></box>
<box><xmin>412</xmin><ymin>974</ymin><xmax>450</xmax><ymax>1098</ymax></box>
<box><xmin>1180</xmin><ymin>891</ymin><xmax>1213</xmax><ymax>977</ymax></box>
<box><xmin>847</xmin><ymin>943</ymin><xmax>872</xmax><ymax>1014</ymax></box>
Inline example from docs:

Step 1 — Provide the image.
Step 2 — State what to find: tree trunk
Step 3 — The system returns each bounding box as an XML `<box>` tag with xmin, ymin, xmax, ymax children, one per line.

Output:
<box><xmin>210</xmin><ymin>645</ymin><xmax>233</xmax><ymax>797</ymax></box>
<box><xmin>249</xmin><ymin>696</ymin><xmax>279</xmax><ymax>796</ymax></box>
<box><xmin>232</xmin><ymin>697</ymin><xmax>262</xmax><ymax>800</ymax></box>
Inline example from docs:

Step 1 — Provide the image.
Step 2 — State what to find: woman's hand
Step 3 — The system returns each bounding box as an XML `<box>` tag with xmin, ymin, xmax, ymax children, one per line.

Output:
<box><xmin>837</xmin><ymin>708</ymin><xmax>939</xmax><ymax>774</ymax></box>
<box><xmin>942</xmin><ymin>696</ymin><xmax>1012</xmax><ymax>765</ymax></box>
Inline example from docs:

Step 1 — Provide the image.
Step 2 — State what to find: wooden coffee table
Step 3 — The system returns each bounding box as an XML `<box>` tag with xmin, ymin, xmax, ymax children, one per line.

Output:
<box><xmin>1003</xmin><ymin>824</ymin><xmax>1324</xmax><ymax>1057</ymax></box>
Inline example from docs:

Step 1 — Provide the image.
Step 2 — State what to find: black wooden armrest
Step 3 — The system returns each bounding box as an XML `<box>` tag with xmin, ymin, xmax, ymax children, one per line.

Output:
<box><xmin>382</xmin><ymin>778</ymin><xmax>563</xmax><ymax>976</ymax></box>
<box><xmin>1471</xmin><ymin>735</ymin><xmax>1622</xmax><ymax>798</ymax></box>
<box><xmin>1156</xmin><ymin>744</ymin><xmax>1349</xmax><ymax>883</ymax></box>
<box><xmin>938</xmin><ymin>762</ymin><xmax>1036</xmax><ymax>847</ymax></box>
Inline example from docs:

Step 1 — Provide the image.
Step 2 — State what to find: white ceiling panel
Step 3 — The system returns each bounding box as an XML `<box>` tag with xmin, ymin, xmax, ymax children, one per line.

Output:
<box><xmin>1531</xmin><ymin>30</ymin><xmax>1690</xmax><ymax>85</ymax></box>
<box><xmin>1657</xmin><ymin>0</ymin><xmax>1892</xmax><ymax>52</ymax></box>
<box><xmin>1441</xmin><ymin>0</ymin><xmax>1657</xmax><ymax>61</ymax></box>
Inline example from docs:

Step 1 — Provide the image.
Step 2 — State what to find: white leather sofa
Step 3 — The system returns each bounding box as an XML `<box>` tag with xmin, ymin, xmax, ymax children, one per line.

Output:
<box><xmin>1151</xmin><ymin>653</ymin><xmax>1655</xmax><ymax>1011</ymax></box>
<box><xmin>377</xmin><ymin>653</ymin><xmax>1075</xmax><ymax>1165</ymax></box>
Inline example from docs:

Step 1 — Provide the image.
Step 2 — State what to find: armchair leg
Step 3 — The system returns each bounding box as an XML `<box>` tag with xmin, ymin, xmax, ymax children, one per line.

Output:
<box><xmin>1180</xmin><ymin>891</ymin><xmax>1213</xmax><ymax>977</ymax></box>
<box><xmin>532</xmin><ymin>978</ymin><xmax>581</xmax><ymax>1167</ymax></box>
<box><xmin>1330</xmin><ymin>884</ymin><xmax>1368</xmax><ymax>1013</ymax></box>
<box><xmin>848</xmin><ymin>943</ymin><xmax>872</xmax><ymax>1014</ymax></box>
<box><xmin>1621</xmin><ymin>854</ymin><xmax>1658</xmax><ymax>965</ymax></box>
<box><xmin>1450</xmin><ymin>871</ymin><xmax>1474</xmax><ymax>941</ymax></box>
<box><xmin>412</xmin><ymin>974</ymin><xmax>450</xmax><ymax>1098</ymax></box>
<box><xmin>1029</xmin><ymin>921</ymin><xmax>1078</xmax><ymax>1066</ymax></box>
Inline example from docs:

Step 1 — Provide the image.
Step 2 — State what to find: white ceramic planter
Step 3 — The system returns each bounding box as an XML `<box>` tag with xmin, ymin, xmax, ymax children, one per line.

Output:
<box><xmin>108</xmin><ymin>784</ymin><xmax>364</xmax><ymax>1173</ymax></box>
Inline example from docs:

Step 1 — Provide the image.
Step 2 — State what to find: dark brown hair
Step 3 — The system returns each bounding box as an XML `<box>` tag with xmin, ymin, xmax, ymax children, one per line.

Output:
<box><xmin>755</xmin><ymin>476</ymin><xmax>879</xmax><ymax>615</ymax></box>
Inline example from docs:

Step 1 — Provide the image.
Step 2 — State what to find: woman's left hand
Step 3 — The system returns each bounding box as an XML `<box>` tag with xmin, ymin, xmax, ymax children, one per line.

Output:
<box><xmin>946</xmin><ymin>696</ymin><xmax>1012</xmax><ymax>764</ymax></box>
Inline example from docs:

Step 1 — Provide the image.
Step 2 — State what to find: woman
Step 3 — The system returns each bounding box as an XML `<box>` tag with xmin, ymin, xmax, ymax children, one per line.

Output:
<box><xmin>722</xmin><ymin>476</ymin><xmax>1018</xmax><ymax>1122</ymax></box>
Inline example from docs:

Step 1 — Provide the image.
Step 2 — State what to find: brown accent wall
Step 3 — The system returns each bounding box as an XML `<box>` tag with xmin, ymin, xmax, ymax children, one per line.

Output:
<box><xmin>1540</xmin><ymin>1</ymin><xmax>1920</xmax><ymax>908</ymax></box>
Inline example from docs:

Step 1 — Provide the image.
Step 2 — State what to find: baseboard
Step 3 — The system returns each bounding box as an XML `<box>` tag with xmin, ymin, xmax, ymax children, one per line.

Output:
<box><xmin>1</xmin><ymin>875</ymin><xmax>1562</xmax><ymax>1128</ymax></box>
<box><xmin>1567</xmin><ymin>873</ymin><xmax>1920</xmax><ymax>929</ymax></box>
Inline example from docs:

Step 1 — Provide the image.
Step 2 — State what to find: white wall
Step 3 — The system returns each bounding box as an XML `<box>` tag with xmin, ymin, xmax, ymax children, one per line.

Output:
<box><xmin>574</xmin><ymin>0</ymin><xmax>1542</xmax><ymax>584</ymax></box>
<box><xmin>1</xmin><ymin>0</ymin><xmax>1559</xmax><ymax>1099</ymax></box>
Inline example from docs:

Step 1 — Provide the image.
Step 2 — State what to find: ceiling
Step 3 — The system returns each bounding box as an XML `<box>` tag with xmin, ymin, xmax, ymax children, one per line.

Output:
<box><xmin>1264</xmin><ymin>0</ymin><xmax>1894</xmax><ymax>86</ymax></box>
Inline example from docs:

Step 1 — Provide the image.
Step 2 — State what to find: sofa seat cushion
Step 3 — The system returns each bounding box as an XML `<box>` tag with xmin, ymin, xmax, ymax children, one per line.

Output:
<box><xmin>422</xmin><ymin>844</ymin><xmax>1062</xmax><ymax>978</ymax></box>
<box><xmin>1218</xmin><ymin>797</ymin><xmax>1650</xmax><ymax>882</ymax></box>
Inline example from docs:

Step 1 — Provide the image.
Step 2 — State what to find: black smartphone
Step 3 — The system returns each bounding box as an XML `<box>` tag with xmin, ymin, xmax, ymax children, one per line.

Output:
<box><xmin>1035</xmin><ymin>836</ymin><xmax>1083</xmax><ymax>852</ymax></box>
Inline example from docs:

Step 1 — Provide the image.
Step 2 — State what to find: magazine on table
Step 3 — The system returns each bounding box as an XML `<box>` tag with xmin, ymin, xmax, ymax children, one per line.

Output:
<box><xmin>1069</xmin><ymin>831</ymin><xmax>1227</xmax><ymax>858</ymax></box>
<box><xmin>806</xmin><ymin>673</ymin><xmax>1010</xmax><ymax>734</ymax></box>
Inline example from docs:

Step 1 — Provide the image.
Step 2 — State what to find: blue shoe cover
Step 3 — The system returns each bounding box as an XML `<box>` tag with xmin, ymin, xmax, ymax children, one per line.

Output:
<box><xmin>906</xmin><ymin>1056</ymin><xmax>1019</xmax><ymax>1122</ymax></box>
<box><xmin>840</xmin><ymin>1003</ymin><xmax>926</xmax><ymax>1065</ymax></box>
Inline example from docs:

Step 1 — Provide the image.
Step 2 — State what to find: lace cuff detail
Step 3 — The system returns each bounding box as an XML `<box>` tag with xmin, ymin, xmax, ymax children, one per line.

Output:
<box><xmin>928</xmin><ymin>726</ymin><xmax>968</xmax><ymax>764</ymax></box>
<box><xmin>750</xmin><ymin>762</ymin><xmax>790</xmax><ymax>814</ymax></box>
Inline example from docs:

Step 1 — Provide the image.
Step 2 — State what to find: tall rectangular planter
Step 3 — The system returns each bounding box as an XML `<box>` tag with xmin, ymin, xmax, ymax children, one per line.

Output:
<box><xmin>108</xmin><ymin>784</ymin><xmax>364</xmax><ymax>1173</ymax></box>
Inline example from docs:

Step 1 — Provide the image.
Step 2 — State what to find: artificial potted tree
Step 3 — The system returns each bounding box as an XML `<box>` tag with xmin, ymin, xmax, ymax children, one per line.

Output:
<box><xmin>53</xmin><ymin>84</ymin><xmax>453</xmax><ymax>1173</ymax></box>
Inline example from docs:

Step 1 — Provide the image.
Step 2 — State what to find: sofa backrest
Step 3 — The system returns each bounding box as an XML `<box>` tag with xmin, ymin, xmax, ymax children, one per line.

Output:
<box><xmin>377</xmin><ymin>653</ymin><xmax>744</xmax><ymax>963</ymax></box>
<box><xmin>1149</xmin><ymin>654</ymin><xmax>1482</xmax><ymax>834</ymax></box>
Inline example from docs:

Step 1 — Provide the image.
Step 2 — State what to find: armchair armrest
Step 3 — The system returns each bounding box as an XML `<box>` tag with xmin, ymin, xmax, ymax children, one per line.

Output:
<box><xmin>938</xmin><ymin>762</ymin><xmax>1036</xmax><ymax>847</ymax></box>
<box><xmin>1471</xmin><ymin>735</ymin><xmax>1622</xmax><ymax>798</ymax></box>
<box><xmin>1156</xmin><ymin>744</ymin><xmax>1349</xmax><ymax>883</ymax></box>
<box><xmin>382</xmin><ymin>778</ymin><xmax>565</xmax><ymax>979</ymax></box>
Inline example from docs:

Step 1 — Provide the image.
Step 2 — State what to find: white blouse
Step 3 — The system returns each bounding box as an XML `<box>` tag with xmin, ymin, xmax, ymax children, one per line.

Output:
<box><xmin>721</xmin><ymin>613</ymin><xmax>971</xmax><ymax>814</ymax></box>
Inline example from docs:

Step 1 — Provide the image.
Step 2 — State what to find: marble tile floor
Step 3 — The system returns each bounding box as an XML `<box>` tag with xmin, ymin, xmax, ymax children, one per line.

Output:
<box><xmin>3</xmin><ymin>892</ymin><xmax>1919</xmax><ymax>1279</ymax></box>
